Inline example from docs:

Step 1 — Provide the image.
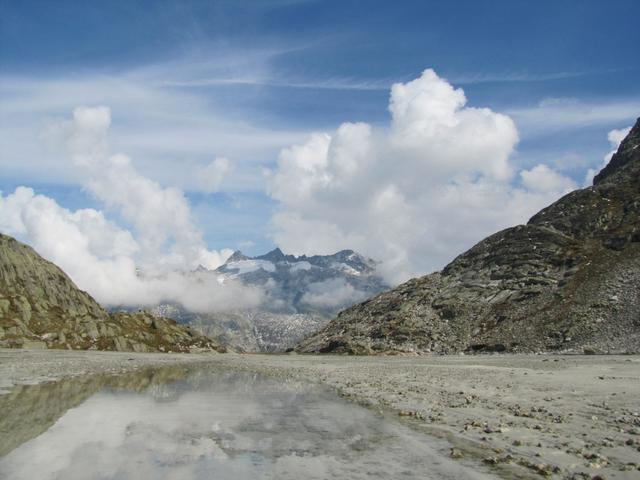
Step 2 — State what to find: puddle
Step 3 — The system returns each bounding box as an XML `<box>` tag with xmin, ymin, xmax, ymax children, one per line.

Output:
<box><xmin>0</xmin><ymin>366</ymin><xmax>494</xmax><ymax>479</ymax></box>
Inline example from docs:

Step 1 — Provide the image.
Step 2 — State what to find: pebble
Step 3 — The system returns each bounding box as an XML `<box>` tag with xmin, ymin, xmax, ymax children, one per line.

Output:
<box><xmin>449</xmin><ymin>448</ymin><xmax>463</xmax><ymax>459</ymax></box>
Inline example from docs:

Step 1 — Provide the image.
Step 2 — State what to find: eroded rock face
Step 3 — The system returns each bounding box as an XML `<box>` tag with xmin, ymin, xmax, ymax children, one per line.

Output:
<box><xmin>0</xmin><ymin>234</ymin><xmax>221</xmax><ymax>353</ymax></box>
<box><xmin>298</xmin><ymin>118</ymin><xmax>640</xmax><ymax>355</ymax></box>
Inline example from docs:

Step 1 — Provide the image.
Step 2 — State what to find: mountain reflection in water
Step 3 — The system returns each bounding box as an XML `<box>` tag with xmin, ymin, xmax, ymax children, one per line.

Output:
<box><xmin>0</xmin><ymin>366</ymin><xmax>492</xmax><ymax>479</ymax></box>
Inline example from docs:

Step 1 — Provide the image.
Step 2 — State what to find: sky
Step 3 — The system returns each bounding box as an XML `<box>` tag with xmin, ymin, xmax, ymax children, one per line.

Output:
<box><xmin>1</xmin><ymin>0</ymin><xmax>639</xmax><ymax>308</ymax></box>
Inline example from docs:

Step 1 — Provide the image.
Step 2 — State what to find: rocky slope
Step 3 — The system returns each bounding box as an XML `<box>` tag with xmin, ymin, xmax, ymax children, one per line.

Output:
<box><xmin>148</xmin><ymin>248</ymin><xmax>388</xmax><ymax>352</ymax></box>
<box><xmin>0</xmin><ymin>234</ymin><xmax>221</xmax><ymax>352</ymax></box>
<box><xmin>298</xmin><ymin>119</ymin><xmax>640</xmax><ymax>355</ymax></box>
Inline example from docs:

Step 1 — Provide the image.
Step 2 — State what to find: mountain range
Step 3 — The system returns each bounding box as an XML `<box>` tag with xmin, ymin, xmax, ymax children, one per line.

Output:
<box><xmin>150</xmin><ymin>248</ymin><xmax>389</xmax><ymax>352</ymax></box>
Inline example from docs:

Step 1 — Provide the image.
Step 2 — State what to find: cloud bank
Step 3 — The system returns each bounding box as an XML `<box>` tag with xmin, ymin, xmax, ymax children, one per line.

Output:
<box><xmin>267</xmin><ymin>69</ymin><xmax>578</xmax><ymax>283</ymax></box>
<box><xmin>0</xmin><ymin>107</ymin><xmax>262</xmax><ymax>312</ymax></box>
<box><xmin>301</xmin><ymin>278</ymin><xmax>370</xmax><ymax>310</ymax></box>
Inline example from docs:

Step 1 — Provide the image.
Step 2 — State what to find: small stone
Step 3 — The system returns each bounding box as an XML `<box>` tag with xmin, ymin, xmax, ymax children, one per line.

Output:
<box><xmin>532</xmin><ymin>463</ymin><xmax>552</xmax><ymax>476</ymax></box>
<box><xmin>450</xmin><ymin>448</ymin><xmax>463</xmax><ymax>459</ymax></box>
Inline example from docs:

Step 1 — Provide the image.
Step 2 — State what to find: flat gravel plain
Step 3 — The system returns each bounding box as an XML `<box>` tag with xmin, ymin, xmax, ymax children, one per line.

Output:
<box><xmin>1</xmin><ymin>349</ymin><xmax>639</xmax><ymax>479</ymax></box>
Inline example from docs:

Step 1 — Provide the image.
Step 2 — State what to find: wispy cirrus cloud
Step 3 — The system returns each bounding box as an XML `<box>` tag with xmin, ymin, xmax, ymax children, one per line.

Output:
<box><xmin>0</xmin><ymin>68</ymin><xmax>306</xmax><ymax>193</ymax></box>
<box><xmin>160</xmin><ymin>75</ymin><xmax>391</xmax><ymax>91</ymax></box>
<box><xmin>507</xmin><ymin>96</ymin><xmax>640</xmax><ymax>134</ymax></box>
<box><xmin>449</xmin><ymin>67</ymin><xmax>633</xmax><ymax>85</ymax></box>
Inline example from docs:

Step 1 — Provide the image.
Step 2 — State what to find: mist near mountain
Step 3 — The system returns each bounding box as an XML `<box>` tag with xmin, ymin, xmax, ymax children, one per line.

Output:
<box><xmin>146</xmin><ymin>248</ymin><xmax>389</xmax><ymax>352</ymax></box>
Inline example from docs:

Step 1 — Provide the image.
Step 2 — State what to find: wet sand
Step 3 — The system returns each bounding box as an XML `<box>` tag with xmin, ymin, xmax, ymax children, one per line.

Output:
<box><xmin>1</xmin><ymin>349</ymin><xmax>639</xmax><ymax>479</ymax></box>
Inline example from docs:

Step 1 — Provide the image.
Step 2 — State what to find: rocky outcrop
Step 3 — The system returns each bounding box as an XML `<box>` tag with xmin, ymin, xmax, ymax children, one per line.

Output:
<box><xmin>298</xmin><ymin>119</ymin><xmax>640</xmax><ymax>355</ymax></box>
<box><xmin>0</xmin><ymin>234</ymin><xmax>221</xmax><ymax>352</ymax></box>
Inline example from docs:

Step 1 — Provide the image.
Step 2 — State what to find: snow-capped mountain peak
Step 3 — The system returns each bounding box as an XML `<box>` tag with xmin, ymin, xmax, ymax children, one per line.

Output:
<box><xmin>226</xmin><ymin>250</ymin><xmax>250</xmax><ymax>263</ymax></box>
<box><xmin>147</xmin><ymin>247</ymin><xmax>389</xmax><ymax>352</ymax></box>
<box><xmin>214</xmin><ymin>247</ymin><xmax>387</xmax><ymax>319</ymax></box>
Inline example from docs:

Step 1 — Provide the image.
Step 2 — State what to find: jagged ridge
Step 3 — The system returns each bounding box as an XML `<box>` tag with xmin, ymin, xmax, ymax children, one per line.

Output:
<box><xmin>151</xmin><ymin>248</ymin><xmax>388</xmax><ymax>352</ymax></box>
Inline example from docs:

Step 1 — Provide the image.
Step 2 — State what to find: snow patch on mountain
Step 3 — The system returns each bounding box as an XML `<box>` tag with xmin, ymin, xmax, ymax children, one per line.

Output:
<box><xmin>289</xmin><ymin>261</ymin><xmax>313</xmax><ymax>272</ymax></box>
<box><xmin>220</xmin><ymin>259</ymin><xmax>276</xmax><ymax>275</ymax></box>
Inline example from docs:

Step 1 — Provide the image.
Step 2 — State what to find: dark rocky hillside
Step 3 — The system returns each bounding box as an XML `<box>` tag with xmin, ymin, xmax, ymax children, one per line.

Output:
<box><xmin>298</xmin><ymin>119</ymin><xmax>640</xmax><ymax>355</ymax></box>
<box><xmin>0</xmin><ymin>234</ymin><xmax>221</xmax><ymax>353</ymax></box>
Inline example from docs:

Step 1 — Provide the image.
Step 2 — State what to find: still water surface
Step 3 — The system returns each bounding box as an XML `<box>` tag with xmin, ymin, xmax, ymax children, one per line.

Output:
<box><xmin>0</xmin><ymin>366</ymin><xmax>492</xmax><ymax>479</ymax></box>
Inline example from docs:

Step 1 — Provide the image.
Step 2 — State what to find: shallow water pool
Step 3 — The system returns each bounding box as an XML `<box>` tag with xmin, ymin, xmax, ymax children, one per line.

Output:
<box><xmin>0</xmin><ymin>366</ymin><xmax>493</xmax><ymax>479</ymax></box>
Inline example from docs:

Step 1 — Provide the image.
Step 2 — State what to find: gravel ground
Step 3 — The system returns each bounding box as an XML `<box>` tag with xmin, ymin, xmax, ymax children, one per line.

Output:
<box><xmin>0</xmin><ymin>349</ymin><xmax>214</xmax><ymax>394</ymax></box>
<box><xmin>1</xmin><ymin>349</ymin><xmax>639</xmax><ymax>479</ymax></box>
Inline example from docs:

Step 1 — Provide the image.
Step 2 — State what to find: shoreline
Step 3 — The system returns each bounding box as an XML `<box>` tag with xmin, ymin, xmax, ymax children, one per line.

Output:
<box><xmin>1</xmin><ymin>349</ymin><xmax>639</xmax><ymax>479</ymax></box>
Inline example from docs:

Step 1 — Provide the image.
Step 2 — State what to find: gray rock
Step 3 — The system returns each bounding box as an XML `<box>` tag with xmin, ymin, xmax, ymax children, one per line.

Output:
<box><xmin>84</xmin><ymin>321</ymin><xmax>100</xmax><ymax>339</ymax></box>
<box><xmin>113</xmin><ymin>336</ymin><xmax>129</xmax><ymax>352</ymax></box>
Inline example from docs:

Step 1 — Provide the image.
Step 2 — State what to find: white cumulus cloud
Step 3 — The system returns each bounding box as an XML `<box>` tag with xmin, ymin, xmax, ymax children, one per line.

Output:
<box><xmin>197</xmin><ymin>157</ymin><xmax>232</xmax><ymax>193</ymax></box>
<box><xmin>0</xmin><ymin>107</ymin><xmax>263</xmax><ymax>312</ymax></box>
<box><xmin>300</xmin><ymin>278</ymin><xmax>370</xmax><ymax>310</ymax></box>
<box><xmin>266</xmin><ymin>69</ymin><xmax>577</xmax><ymax>283</ymax></box>
<box><xmin>520</xmin><ymin>164</ymin><xmax>577</xmax><ymax>193</ymax></box>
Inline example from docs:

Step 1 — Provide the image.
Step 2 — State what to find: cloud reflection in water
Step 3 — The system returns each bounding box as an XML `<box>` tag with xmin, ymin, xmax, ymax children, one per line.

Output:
<box><xmin>0</xmin><ymin>369</ymin><xmax>491</xmax><ymax>480</ymax></box>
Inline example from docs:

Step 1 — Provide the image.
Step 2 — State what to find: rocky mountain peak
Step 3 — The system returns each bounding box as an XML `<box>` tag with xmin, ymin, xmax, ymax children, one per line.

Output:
<box><xmin>594</xmin><ymin>117</ymin><xmax>640</xmax><ymax>185</ymax></box>
<box><xmin>333</xmin><ymin>249</ymin><xmax>375</xmax><ymax>270</ymax></box>
<box><xmin>256</xmin><ymin>247</ymin><xmax>287</xmax><ymax>262</ymax></box>
<box><xmin>333</xmin><ymin>249</ymin><xmax>357</xmax><ymax>261</ymax></box>
<box><xmin>226</xmin><ymin>250</ymin><xmax>249</xmax><ymax>264</ymax></box>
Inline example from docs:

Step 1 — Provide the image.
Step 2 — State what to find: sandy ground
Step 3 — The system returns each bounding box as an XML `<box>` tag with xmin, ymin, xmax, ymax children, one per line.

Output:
<box><xmin>1</xmin><ymin>349</ymin><xmax>639</xmax><ymax>479</ymax></box>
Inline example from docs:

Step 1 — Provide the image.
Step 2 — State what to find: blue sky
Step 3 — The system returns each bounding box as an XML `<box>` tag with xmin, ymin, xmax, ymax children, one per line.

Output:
<box><xmin>1</xmin><ymin>0</ymin><xmax>639</xmax><ymax>274</ymax></box>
